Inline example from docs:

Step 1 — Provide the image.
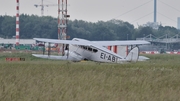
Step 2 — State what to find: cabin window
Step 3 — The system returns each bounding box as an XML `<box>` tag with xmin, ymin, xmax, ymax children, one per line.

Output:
<box><xmin>93</xmin><ymin>49</ymin><xmax>98</xmax><ymax>53</ymax></box>
<box><xmin>88</xmin><ymin>47</ymin><xmax>92</xmax><ymax>51</ymax></box>
<box><xmin>78</xmin><ymin>45</ymin><xmax>98</xmax><ymax>53</ymax></box>
<box><xmin>84</xmin><ymin>46</ymin><xmax>87</xmax><ymax>50</ymax></box>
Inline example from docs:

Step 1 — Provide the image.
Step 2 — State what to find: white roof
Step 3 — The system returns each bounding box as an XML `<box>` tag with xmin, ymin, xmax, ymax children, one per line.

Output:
<box><xmin>0</xmin><ymin>39</ymin><xmax>36</xmax><ymax>44</ymax></box>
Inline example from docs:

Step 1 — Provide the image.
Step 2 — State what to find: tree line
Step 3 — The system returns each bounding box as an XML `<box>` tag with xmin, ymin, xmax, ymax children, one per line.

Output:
<box><xmin>0</xmin><ymin>14</ymin><xmax>179</xmax><ymax>41</ymax></box>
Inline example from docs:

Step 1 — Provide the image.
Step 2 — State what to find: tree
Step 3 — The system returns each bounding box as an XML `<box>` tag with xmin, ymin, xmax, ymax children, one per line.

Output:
<box><xmin>0</xmin><ymin>15</ymin><xmax>179</xmax><ymax>42</ymax></box>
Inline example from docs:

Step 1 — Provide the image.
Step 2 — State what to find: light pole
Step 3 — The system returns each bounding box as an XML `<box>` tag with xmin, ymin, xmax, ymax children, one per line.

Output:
<box><xmin>143</xmin><ymin>34</ymin><xmax>145</xmax><ymax>40</ymax></box>
<box><xmin>127</xmin><ymin>34</ymin><xmax>128</xmax><ymax>40</ymax></box>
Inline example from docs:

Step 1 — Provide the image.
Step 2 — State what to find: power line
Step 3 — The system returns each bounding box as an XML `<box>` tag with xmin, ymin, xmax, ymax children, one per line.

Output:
<box><xmin>157</xmin><ymin>12</ymin><xmax>176</xmax><ymax>22</ymax></box>
<box><xmin>131</xmin><ymin>12</ymin><xmax>154</xmax><ymax>23</ymax></box>
<box><xmin>113</xmin><ymin>0</ymin><xmax>152</xmax><ymax>19</ymax></box>
<box><xmin>158</xmin><ymin>0</ymin><xmax>180</xmax><ymax>13</ymax></box>
<box><xmin>44</xmin><ymin>0</ymin><xmax>56</xmax><ymax>4</ymax></box>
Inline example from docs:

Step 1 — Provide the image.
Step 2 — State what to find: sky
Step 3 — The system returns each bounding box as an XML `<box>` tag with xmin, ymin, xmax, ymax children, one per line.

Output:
<box><xmin>0</xmin><ymin>0</ymin><xmax>180</xmax><ymax>28</ymax></box>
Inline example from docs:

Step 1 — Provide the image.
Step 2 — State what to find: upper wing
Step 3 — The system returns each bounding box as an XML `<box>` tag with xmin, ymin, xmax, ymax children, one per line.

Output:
<box><xmin>92</xmin><ymin>40</ymin><xmax>150</xmax><ymax>46</ymax></box>
<box><xmin>34</xmin><ymin>38</ymin><xmax>91</xmax><ymax>46</ymax></box>
<box><xmin>34</xmin><ymin>38</ymin><xmax>150</xmax><ymax>46</ymax></box>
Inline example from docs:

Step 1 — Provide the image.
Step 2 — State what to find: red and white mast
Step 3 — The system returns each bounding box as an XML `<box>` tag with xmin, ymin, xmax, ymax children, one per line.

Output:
<box><xmin>16</xmin><ymin>0</ymin><xmax>20</xmax><ymax>45</ymax></box>
<box><xmin>58</xmin><ymin>0</ymin><xmax>68</xmax><ymax>40</ymax></box>
<box><xmin>58</xmin><ymin>0</ymin><xmax>61</xmax><ymax>40</ymax></box>
<box><xmin>41</xmin><ymin>0</ymin><xmax>44</xmax><ymax>16</ymax></box>
<box><xmin>58</xmin><ymin>0</ymin><xmax>70</xmax><ymax>54</ymax></box>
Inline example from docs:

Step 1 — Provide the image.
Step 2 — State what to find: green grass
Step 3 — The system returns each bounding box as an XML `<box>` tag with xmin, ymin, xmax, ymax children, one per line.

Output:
<box><xmin>0</xmin><ymin>53</ymin><xmax>180</xmax><ymax>101</ymax></box>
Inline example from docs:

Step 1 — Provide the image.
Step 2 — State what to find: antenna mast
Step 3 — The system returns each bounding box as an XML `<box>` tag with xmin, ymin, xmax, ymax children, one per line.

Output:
<box><xmin>154</xmin><ymin>0</ymin><xmax>157</xmax><ymax>23</ymax></box>
<box><xmin>58</xmin><ymin>0</ymin><xmax>70</xmax><ymax>54</ymax></box>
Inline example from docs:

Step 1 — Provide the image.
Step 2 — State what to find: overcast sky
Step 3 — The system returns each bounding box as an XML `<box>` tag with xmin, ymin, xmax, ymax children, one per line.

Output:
<box><xmin>0</xmin><ymin>0</ymin><xmax>180</xmax><ymax>28</ymax></box>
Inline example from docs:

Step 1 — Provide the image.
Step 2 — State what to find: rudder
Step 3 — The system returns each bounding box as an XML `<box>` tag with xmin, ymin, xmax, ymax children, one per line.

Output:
<box><xmin>125</xmin><ymin>46</ymin><xmax>139</xmax><ymax>62</ymax></box>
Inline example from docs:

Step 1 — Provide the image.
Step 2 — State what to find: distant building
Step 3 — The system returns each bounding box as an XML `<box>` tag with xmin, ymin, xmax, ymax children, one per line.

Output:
<box><xmin>0</xmin><ymin>39</ymin><xmax>35</xmax><ymax>44</ymax></box>
<box><xmin>0</xmin><ymin>39</ymin><xmax>44</xmax><ymax>50</ymax></box>
<box><xmin>177</xmin><ymin>17</ymin><xmax>180</xmax><ymax>30</ymax></box>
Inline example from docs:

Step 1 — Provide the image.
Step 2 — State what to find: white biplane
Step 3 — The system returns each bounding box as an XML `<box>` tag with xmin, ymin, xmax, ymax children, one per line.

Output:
<box><xmin>32</xmin><ymin>38</ymin><xmax>150</xmax><ymax>63</ymax></box>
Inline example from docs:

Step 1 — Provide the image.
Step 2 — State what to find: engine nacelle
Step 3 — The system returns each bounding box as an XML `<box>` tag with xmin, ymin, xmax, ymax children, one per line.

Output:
<box><xmin>66</xmin><ymin>51</ymin><xmax>83</xmax><ymax>62</ymax></box>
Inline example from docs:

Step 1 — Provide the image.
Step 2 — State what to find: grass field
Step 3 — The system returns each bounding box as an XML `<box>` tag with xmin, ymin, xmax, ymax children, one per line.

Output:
<box><xmin>0</xmin><ymin>52</ymin><xmax>180</xmax><ymax>101</ymax></box>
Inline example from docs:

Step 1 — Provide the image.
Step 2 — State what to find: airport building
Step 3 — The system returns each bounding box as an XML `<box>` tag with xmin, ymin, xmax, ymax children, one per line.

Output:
<box><xmin>0</xmin><ymin>39</ymin><xmax>35</xmax><ymax>44</ymax></box>
<box><xmin>0</xmin><ymin>39</ymin><xmax>39</xmax><ymax>50</ymax></box>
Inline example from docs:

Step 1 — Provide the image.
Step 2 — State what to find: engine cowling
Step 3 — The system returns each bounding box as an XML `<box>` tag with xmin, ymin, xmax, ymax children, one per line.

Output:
<box><xmin>66</xmin><ymin>51</ymin><xmax>83</xmax><ymax>62</ymax></box>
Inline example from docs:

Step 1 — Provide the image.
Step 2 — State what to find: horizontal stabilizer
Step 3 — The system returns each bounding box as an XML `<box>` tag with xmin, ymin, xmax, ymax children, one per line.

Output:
<box><xmin>138</xmin><ymin>56</ymin><xmax>149</xmax><ymax>61</ymax></box>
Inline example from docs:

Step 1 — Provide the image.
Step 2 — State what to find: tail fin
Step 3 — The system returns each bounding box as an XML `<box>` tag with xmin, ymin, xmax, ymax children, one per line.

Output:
<box><xmin>125</xmin><ymin>46</ymin><xmax>139</xmax><ymax>62</ymax></box>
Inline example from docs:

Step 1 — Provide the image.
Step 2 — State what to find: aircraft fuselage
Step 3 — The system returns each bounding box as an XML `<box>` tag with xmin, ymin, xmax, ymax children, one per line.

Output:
<box><xmin>69</xmin><ymin>38</ymin><xmax>124</xmax><ymax>63</ymax></box>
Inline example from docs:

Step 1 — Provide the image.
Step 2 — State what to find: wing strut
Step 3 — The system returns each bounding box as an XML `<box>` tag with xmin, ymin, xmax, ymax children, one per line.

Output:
<box><xmin>48</xmin><ymin>42</ymin><xmax>51</xmax><ymax>56</ymax></box>
<box><xmin>43</xmin><ymin>42</ymin><xmax>45</xmax><ymax>55</ymax></box>
<box><xmin>62</xmin><ymin>44</ymin><xmax>65</xmax><ymax>56</ymax></box>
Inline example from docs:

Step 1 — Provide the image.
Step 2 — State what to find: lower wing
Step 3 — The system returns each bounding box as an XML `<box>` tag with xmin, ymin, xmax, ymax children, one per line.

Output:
<box><xmin>32</xmin><ymin>54</ymin><xmax>82</xmax><ymax>62</ymax></box>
